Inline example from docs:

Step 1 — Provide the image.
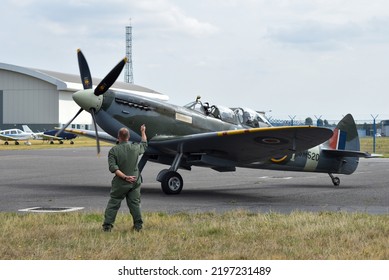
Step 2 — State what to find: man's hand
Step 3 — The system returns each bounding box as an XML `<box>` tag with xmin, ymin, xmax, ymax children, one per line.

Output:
<box><xmin>125</xmin><ymin>176</ymin><xmax>137</xmax><ymax>183</ymax></box>
<box><xmin>140</xmin><ymin>124</ymin><xmax>147</xmax><ymax>142</ymax></box>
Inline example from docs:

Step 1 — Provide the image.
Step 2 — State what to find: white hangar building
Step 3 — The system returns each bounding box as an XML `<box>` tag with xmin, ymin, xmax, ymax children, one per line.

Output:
<box><xmin>0</xmin><ymin>62</ymin><xmax>166</xmax><ymax>131</ymax></box>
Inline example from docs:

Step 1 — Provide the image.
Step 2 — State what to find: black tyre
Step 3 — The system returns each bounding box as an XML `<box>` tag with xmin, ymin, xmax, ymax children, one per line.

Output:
<box><xmin>161</xmin><ymin>171</ymin><xmax>183</xmax><ymax>195</ymax></box>
<box><xmin>332</xmin><ymin>177</ymin><xmax>340</xmax><ymax>186</ymax></box>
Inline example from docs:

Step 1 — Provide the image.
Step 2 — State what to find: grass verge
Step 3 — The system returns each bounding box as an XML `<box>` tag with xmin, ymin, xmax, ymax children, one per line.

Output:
<box><xmin>1</xmin><ymin>211</ymin><xmax>388</xmax><ymax>260</ymax></box>
<box><xmin>0</xmin><ymin>137</ymin><xmax>112</xmax><ymax>151</ymax></box>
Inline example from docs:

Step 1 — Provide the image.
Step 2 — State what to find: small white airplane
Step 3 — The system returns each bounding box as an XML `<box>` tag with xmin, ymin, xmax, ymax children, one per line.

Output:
<box><xmin>0</xmin><ymin>128</ymin><xmax>36</xmax><ymax>145</ymax></box>
<box><xmin>22</xmin><ymin>125</ymin><xmax>78</xmax><ymax>144</ymax></box>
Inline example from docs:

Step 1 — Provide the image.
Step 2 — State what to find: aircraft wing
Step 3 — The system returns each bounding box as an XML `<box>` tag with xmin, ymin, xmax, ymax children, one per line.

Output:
<box><xmin>150</xmin><ymin>126</ymin><xmax>333</xmax><ymax>163</ymax></box>
<box><xmin>0</xmin><ymin>134</ymin><xmax>19</xmax><ymax>141</ymax></box>
<box><xmin>61</xmin><ymin>128</ymin><xmax>118</xmax><ymax>143</ymax></box>
<box><xmin>37</xmin><ymin>133</ymin><xmax>63</xmax><ymax>141</ymax></box>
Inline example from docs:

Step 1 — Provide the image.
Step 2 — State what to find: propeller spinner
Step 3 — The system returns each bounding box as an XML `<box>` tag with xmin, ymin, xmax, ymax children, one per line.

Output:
<box><xmin>57</xmin><ymin>49</ymin><xmax>127</xmax><ymax>155</ymax></box>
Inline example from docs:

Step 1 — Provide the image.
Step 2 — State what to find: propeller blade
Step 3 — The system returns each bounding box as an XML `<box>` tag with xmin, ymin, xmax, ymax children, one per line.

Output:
<box><xmin>77</xmin><ymin>49</ymin><xmax>93</xmax><ymax>89</ymax></box>
<box><xmin>56</xmin><ymin>108</ymin><xmax>83</xmax><ymax>137</ymax></box>
<box><xmin>90</xmin><ymin>108</ymin><xmax>101</xmax><ymax>155</ymax></box>
<box><xmin>94</xmin><ymin>57</ymin><xmax>128</xmax><ymax>96</ymax></box>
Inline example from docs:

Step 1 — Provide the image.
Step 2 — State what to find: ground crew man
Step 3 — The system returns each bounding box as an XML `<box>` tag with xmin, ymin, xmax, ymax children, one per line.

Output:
<box><xmin>102</xmin><ymin>125</ymin><xmax>147</xmax><ymax>232</ymax></box>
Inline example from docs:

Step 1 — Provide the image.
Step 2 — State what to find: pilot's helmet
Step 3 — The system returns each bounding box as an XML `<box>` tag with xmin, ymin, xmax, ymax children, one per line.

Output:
<box><xmin>243</xmin><ymin>111</ymin><xmax>253</xmax><ymax>121</ymax></box>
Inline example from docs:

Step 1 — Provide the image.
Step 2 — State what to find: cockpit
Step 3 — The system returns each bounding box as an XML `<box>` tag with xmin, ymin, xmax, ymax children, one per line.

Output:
<box><xmin>234</xmin><ymin>107</ymin><xmax>271</xmax><ymax>128</ymax></box>
<box><xmin>184</xmin><ymin>97</ymin><xmax>271</xmax><ymax>128</ymax></box>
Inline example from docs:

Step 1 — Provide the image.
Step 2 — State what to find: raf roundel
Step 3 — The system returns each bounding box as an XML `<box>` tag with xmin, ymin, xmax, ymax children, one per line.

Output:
<box><xmin>255</xmin><ymin>137</ymin><xmax>288</xmax><ymax>145</ymax></box>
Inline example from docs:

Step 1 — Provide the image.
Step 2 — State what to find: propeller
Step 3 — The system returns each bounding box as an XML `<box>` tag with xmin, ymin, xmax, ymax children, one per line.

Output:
<box><xmin>90</xmin><ymin>108</ymin><xmax>101</xmax><ymax>155</ymax></box>
<box><xmin>77</xmin><ymin>49</ymin><xmax>93</xmax><ymax>90</ymax></box>
<box><xmin>55</xmin><ymin>107</ymin><xmax>83</xmax><ymax>137</ymax></box>
<box><xmin>94</xmin><ymin>57</ymin><xmax>128</xmax><ymax>96</ymax></box>
<box><xmin>58</xmin><ymin>49</ymin><xmax>127</xmax><ymax>155</ymax></box>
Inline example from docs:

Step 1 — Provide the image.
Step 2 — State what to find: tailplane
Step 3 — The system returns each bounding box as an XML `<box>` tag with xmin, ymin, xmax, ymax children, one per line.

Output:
<box><xmin>321</xmin><ymin>114</ymin><xmax>366</xmax><ymax>177</ymax></box>
<box><xmin>320</xmin><ymin>114</ymin><xmax>381</xmax><ymax>184</ymax></box>
<box><xmin>322</xmin><ymin>114</ymin><xmax>372</xmax><ymax>158</ymax></box>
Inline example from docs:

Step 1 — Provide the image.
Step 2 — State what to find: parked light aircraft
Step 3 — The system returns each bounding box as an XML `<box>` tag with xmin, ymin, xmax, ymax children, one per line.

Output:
<box><xmin>22</xmin><ymin>125</ymin><xmax>77</xmax><ymax>144</ymax></box>
<box><xmin>0</xmin><ymin>128</ymin><xmax>35</xmax><ymax>145</ymax></box>
<box><xmin>58</xmin><ymin>49</ymin><xmax>372</xmax><ymax>194</ymax></box>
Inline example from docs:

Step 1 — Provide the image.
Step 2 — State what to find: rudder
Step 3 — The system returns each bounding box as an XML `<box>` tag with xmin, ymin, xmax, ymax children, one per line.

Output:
<box><xmin>325</xmin><ymin>114</ymin><xmax>360</xmax><ymax>151</ymax></box>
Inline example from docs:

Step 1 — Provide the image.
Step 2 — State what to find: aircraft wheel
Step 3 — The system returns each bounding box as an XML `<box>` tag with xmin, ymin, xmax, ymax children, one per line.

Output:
<box><xmin>161</xmin><ymin>171</ymin><xmax>183</xmax><ymax>195</ymax></box>
<box><xmin>59</xmin><ymin>140</ymin><xmax>64</xmax><ymax>144</ymax></box>
<box><xmin>15</xmin><ymin>141</ymin><xmax>19</xmax><ymax>145</ymax></box>
<box><xmin>70</xmin><ymin>141</ymin><xmax>74</xmax><ymax>144</ymax></box>
<box><xmin>50</xmin><ymin>141</ymin><xmax>54</xmax><ymax>144</ymax></box>
<box><xmin>332</xmin><ymin>177</ymin><xmax>340</xmax><ymax>186</ymax></box>
<box><xmin>5</xmin><ymin>141</ymin><xmax>9</xmax><ymax>145</ymax></box>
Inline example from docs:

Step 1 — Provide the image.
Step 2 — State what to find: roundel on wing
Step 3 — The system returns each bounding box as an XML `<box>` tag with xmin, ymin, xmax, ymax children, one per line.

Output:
<box><xmin>270</xmin><ymin>155</ymin><xmax>288</xmax><ymax>163</ymax></box>
<box><xmin>254</xmin><ymin>136</ymin><xmax>289</xmax><ymax>145</ymax></box>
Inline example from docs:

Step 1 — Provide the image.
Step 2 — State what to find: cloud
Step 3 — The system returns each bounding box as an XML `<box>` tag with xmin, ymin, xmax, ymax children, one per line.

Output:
<box><xmin>265</xmin><ymin>20</ymin><xmax>361</xmax><ymax>50</ymax></box>
<box><xmin>265</xmin><ymin>16</ymin><xmax>389</xmax><ymax>51</ymax></box>
<box><xmin>254</xmin><ymin>0</ymin><xmax>389</xmax><ymax>51</ymax></box>
<box><xmin>130</xmin><ymin>0</ymin><xmax>219</xmax><ymax>38</ymax></box>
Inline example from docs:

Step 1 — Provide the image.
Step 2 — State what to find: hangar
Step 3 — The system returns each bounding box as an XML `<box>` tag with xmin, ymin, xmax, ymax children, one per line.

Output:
<box><xmin>0</xmin><ymin>62</ymin><xmax>165</xmax><ymax>132</ymax></box>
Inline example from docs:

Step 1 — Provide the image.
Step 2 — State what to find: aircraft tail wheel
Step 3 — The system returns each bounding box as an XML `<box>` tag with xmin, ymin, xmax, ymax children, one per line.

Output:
<box><xmin>161</xmin><ymin>171</ymin><xmax>183</xmax><ymax>195</ymax></box>
<box><xmin>329</xmin><ymin>173</ymin><xmax>340</xmax><ymax>186</ymax></box>
<box><xmin>332</xmin><ymin>177</ymin><xmax>340</xmax><ymax>186</ymax></box>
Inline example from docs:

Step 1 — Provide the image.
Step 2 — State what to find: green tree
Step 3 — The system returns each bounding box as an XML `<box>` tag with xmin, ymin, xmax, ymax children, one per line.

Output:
<box><xmin>305</xmin><ymin>117</ymin><xmax>313</xmax><ymax>125</ymax></box>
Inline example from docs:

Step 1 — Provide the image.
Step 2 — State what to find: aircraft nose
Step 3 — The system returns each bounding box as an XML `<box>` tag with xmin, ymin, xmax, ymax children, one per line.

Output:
<box><xmin>72</xmin><ymin>89</ymin><xmax>103</xmax><ymax>112</ymax></box>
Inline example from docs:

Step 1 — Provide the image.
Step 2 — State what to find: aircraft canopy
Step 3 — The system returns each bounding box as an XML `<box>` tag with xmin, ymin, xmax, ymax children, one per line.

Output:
<box><xmin>184</xmin><ymin>99</ymin><xmax>271</xmax><ymax>128</ymax></box>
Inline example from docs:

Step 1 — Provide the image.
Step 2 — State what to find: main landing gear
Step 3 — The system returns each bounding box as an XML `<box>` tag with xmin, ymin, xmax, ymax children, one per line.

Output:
<box><xmin>157</xmin><ymin>152</ymin><xmax>184</xmax><ymax>195</ymax></box>
<box><xmin>328</xmin><ymin>173</ymin><xmax>340</xmax><ymax>186</ymax></box>
<box><xmin>157</xmin><ymin>169</ymin><xmax>183</xmax><ymax>195</ymax></box>
<box><xmin>138</xmin><ymin>153</ymin><xmax>185</xmax><ymax>195</ymax></box>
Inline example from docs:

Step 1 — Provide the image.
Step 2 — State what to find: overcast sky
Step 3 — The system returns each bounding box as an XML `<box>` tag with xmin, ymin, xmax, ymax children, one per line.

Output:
<box><xmin>1</xmin><ymin>0</ymin><xmax>389</xmax><ymax>121</ymax></box>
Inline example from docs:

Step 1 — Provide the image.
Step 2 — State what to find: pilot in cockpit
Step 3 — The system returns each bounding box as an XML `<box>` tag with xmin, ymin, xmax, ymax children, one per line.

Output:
<box><xmin>243</xmin><ymin>111</ymin><xmax>259</xmax><ymax>127</ymax></box>
<box><xmin>203</xmin><ymin>102</ymin><xmax>211</xmax><ymax>115</ymax></box>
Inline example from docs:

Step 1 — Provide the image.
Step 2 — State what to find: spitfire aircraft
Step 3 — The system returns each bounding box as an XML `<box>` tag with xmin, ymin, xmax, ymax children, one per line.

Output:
<box><xmin>59</xmin><ymin>49</ymin><xmax>372</xmax><ymax>195</ymax></box>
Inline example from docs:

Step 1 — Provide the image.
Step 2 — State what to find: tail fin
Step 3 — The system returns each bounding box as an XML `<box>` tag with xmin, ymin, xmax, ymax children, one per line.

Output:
<box><xmin>22</xmin><ymin>125</ymin><xmax>33</xmax><ymax>134</ymax></box>
<box><xmin>321</xmin><ymin>114</ymin><xmax>380</xmax><ymax>175</ymax></box>
<box><xmin>323</xmin><ymin>114</ymin><xmax>373</xmax><ymax>158</ymax></box>
<box><xmin>322</xmin><ymin>114</ymin><xmax>367</xmax><ymax>175</ymax></box>
<box><xmin>325</xmin><ymin>114</ymin><xmax>360</xmax><ymax>151</ymax></box>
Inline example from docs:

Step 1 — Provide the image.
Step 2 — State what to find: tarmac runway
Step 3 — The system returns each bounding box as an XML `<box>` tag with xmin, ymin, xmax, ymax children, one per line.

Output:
<box><xmin>1</xmin><ymin>147</ymin><xmax>388</xmax><ymax>214</ymax></box>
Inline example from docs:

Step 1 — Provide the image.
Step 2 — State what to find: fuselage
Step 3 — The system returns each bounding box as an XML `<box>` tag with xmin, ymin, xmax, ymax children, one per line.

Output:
<box><xmin>92</xmin><ymin>90</ymin><xmax>271</xmax><ymax>143</ymax></box>
<box><xmin>0</xmin><ymin>129</ymin><xmax>34</xmax><ymax>140</ymax></box>
<box><xmin>242</xmin><ymin>146</ymin><xmax>359</xmax><ymax>175</ymax></box>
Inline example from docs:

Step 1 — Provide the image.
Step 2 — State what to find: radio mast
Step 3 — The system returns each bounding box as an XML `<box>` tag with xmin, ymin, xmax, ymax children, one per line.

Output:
<box><xmin>124</xmin><ymin>20</ymin><xmax>134</xmax><ymax>84</ymax></box>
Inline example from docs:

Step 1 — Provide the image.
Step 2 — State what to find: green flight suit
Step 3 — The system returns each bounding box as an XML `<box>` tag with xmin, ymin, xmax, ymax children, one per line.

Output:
<box><xmin>103</xmin><ymin>140</ymin><xmax>148</xmax><ymax>230</ymax></box>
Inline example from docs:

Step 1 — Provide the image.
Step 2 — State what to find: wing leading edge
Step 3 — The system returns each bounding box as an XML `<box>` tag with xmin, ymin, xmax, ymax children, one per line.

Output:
<box><xmin>61</xmin><ymin>128</ymin><xmax>118</xmax><ymax>143</ymax></box>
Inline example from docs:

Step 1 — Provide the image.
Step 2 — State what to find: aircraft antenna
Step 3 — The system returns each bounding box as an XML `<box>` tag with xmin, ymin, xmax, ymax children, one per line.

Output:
<box><xmin>124</xmin><ymin>19</ymin><xmax>134</xmax><ymax>84</ymax></box>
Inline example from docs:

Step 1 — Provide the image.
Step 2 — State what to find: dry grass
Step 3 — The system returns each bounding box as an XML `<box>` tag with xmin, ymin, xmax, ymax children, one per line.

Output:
<box><xmin>360</xmin><ymin>137</ymin><xmax>389</xmax><ymax>156</ymax></box>
<box><xmin>0</xmin><ymin>137</ymin><xmax>112</xmax><ymax>151</ymax></box>
<box><xmin>1</xmin><ymin>211</ymin><xmax>388</xmax><ymax>260</ymax></box>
